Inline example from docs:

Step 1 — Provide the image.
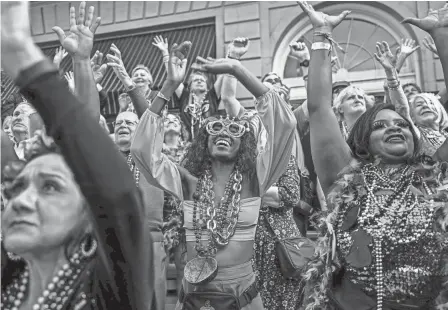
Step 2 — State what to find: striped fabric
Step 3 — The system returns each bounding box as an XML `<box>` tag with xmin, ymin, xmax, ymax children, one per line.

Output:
<box><xmin>1</xmin><ymin>22</ymin><xmax>216</xmax><ymax>118</ymax></box>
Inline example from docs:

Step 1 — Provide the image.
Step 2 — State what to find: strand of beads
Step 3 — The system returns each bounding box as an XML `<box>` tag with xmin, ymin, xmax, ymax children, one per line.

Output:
<box><xmin>1</xmin><ymin>245</ymin><xmax>94</xmax><ymax>310</ymax></box>
<box><xmin>374</xmin><ymin>235</ymin><xmax>384</xmax><ymax>310</ymax></box>
<box><xmin>126</xmin><ymin>153</ymin><xmax>140</xmax><ymax>187</ymax></box>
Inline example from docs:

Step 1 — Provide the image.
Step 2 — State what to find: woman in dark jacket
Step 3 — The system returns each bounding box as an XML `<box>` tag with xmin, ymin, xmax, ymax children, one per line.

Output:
<box><xmin>1</xmin><ymin>2</ymin><xmax>153</xmax><ymax>309</ymax></box>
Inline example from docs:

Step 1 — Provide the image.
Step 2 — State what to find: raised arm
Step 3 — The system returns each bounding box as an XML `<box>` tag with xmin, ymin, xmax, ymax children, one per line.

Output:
<box><xmin>394</xmin><ymin>38</ymin><xmax>420</xmax><ymax>73</ymax></box>
<box><xmin>192</xmin><ymin>56</ymin><xmax>297</xmax><ymax>194</ymax></box>
<box><xmin>374</xmin><ymin>41</ymin><xmax>420</xmax><ymax>139</ymax></box>
<box><xmin>106</xmin><ymin>44</ymin><xmax>149</xmax><ymax>118</ymax></box>
<box><xmin>298</xmin><ymin>1</ymin><xmax>352</xmax><ymax>195</ymax></box>
<box><xmin>131</xmin><ymin>41</ymin><xmax>192</xmax><ymax>199</ymax></box>
<box><xmin>153</xmin><ymin>35</ymin><xmax>185</xmax><ymax>98</ymax></box>
<box><xmin>404</xmin><ymin>4</ymin><xmax>448</xmax><ymax>93</ymax></box>
<box><xmin>52</xmin><ymin>2</ymin><xmax>101</xmax><ymax>121</ymax></box>
<box><xmin>221</xmin><ymin>38</ymin><xmax>250</xmax><ymax>117</ymax></box>
<box><xmin>2</xmin><ymin>2</ymin><xmax>152</xmax><ymax>308</ymax></box>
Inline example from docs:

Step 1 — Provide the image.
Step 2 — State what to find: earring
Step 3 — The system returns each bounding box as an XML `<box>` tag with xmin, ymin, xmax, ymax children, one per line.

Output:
<box><xmin>79</xmin><ymin>234</ymin><xmax>97</xmax><ymax>260</ymax></box>
<box><xmin>7</xmin><ymin>252</ymin><xmax>22</xmax><ymax>261</ymax></box>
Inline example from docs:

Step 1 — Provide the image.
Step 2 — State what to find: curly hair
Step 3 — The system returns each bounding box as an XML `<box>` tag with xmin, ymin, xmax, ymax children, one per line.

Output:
<box><xmin>346</xmin><ymin>103</ymin><xmax>421</xmax><ymax>163</ymax></box>
<box><xmin>182</xmin><ymin>119</ymin><xmax>257</xmax><ymax>178</ymax></box>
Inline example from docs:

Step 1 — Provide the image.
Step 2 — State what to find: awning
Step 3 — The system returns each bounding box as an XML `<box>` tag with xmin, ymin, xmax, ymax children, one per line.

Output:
<box><xmin>2</xmin><ymin>21</ymin><xmax>216</xmax><ymax>117</ymax></box>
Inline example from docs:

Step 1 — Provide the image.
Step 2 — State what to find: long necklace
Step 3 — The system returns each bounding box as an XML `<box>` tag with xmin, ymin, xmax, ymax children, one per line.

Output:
<box><xmin>359</xmin><ymin>164</ymin><xmax>434</xmax><ymax>310</ymax></box>
<box><xmin>1</xmin><ymin>243</ymin><xmax>96</xmax><ymax>310</ymax></box>
<box><xmin>126</xmin><ymin>153</ymin><xmax>140</xmax><ymax>187</ymax></box>
<box><xmin>184</xmin><ymin>169</ymin><xmax>243</xmax><ymax>285</ymax></box>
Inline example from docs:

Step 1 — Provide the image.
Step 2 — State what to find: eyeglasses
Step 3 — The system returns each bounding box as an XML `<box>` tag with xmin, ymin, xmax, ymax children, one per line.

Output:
<box><xmin>264</xmin><ymin>77</ymin><xmax>281</xmax><ymax>85</ymax></box>
<box><xmin>114</xmin><ymin>120</ymin><xmax>138</xmax><ymax>128</ymax></box>
<box><xmin>118</xmin><ymin>94</ymin><xmax>131</xmax><ymax>102</ymax></box>
<box><xmin>206</xmin><ymin>117</ymin><xmax>248</xmax><ymax>138</ymax></box>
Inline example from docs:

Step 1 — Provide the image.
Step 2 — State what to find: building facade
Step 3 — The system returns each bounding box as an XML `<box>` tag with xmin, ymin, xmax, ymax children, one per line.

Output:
<box><xmin>3</xmin><ymin>1</ymin><xmax>445</xmax><ymax>115</ymax></box>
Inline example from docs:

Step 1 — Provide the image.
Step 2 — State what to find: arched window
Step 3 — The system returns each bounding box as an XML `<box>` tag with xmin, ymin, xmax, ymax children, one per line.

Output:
<box><xmin>272</xmin><ymin>2</ymin><xmax>421</xmax><ymax>102</ymax></box>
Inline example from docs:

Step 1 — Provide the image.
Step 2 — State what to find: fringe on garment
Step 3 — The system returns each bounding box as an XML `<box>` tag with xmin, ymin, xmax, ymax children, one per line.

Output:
<box><xmin>302</xmin><ymin>157</ymin><xmax>448</xmax><ymax>310</ymax></box>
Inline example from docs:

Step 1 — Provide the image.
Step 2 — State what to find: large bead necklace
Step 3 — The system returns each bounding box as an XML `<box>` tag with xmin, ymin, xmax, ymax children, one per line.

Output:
<box><xmin>358</xmin><ymin>164</ymin><xmax>435</xmax><ymax>310</ymax></box>
<box><xmin>184</xmin><ymin>168</ymin><xmax>242</xmax><ymax>285</ymax></box>
<box><xmin>1</xmin><ymin>245</ymin><xmax>95</xmax><ymax>310</ymax></box>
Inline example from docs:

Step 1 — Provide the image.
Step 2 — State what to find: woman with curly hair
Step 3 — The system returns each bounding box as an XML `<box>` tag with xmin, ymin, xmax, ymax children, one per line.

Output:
<box><xmin>300</xmin><ymin>1</ymin><xmax>448</xmax><ymax>309</ymax></box>
<box><xmin>131</xmin><ymin>39</ymin><xmax>296</xmax><ymax>309</ymax></box>
<box><xmin>218</xmin><ymin>39</ymin><xmax>311</xmax><ymax>309</ymax></box>
<box><xmin>1</xmin><ymin>2</ymin><xmax>153</xmax><ymax>310</ymax></box>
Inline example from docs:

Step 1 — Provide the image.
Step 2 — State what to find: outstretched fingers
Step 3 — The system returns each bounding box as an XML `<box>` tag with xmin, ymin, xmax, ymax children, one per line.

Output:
<box><xmin>297</xmin><ymin>1</ymin><xmax>313</xmax><ymax>14</ymax></box>
<box><xmin>77</xmin><ymin>2</ymin><xmax>86</xmax><ymax>26</ymax></box>
<box><xmin>90</xmin><ymin>17</ymin><xmax>101</xmax><ymax>34</ymax></box>
<box><xmin>84</xmin><ymin>5</ymin><xmax>95</xmax><ymax>28</ymax></box>
<box><xmin>52</xmin><ymin>27</ymin><xmax>66</xmax><ymax>44</ymax></box>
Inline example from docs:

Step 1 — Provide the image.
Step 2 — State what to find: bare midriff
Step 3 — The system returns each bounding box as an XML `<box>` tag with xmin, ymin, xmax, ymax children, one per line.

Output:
<box><xmin>186</xmin><ymin>240</ymin><xmax>254</xmax><ymax>267</ymax></box>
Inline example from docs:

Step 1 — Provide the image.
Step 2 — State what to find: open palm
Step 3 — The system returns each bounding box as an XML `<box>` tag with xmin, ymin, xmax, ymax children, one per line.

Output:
<box><xmin>403</xmin><ymin>4</ymin><xmax>448</xmax><ymax>33</ymax></box>
<box><xmin>52</xmin><ymin>2</ymin><xmax>101</xmax><ymax>60</ymax></box>
<box><xmin>167</xmin><ymin>41</ymin><xmax>192</xmax><ymax>84</ymax></box>
<box><xmin>374</xmin><ymin>41</ymin><xmax>395</xmax><ymax>71</ymax></box>
<box><xmin>297</xmin><ymin>1</ymin><xmax>350</xmax><ymax>33</ymax></box>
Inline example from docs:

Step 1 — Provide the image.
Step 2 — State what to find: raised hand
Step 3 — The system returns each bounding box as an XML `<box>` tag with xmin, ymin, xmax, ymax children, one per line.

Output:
<box><xmin>227</xmin><ymin>37</ymin><xmax>250</xmax><ymax>60</ymax></box>
<box><xmin>53</xmin><ymin>47</ymin><xmax>68</xmax><ymax>67</ymax></box>
<box><xmin>422</xmin><ymin>36</ymin><xmax>438</xmax><ymax>55</ymax></box>
<box><xmin>167</xmin><ymin>41</ymin><xmax>192</xmax><ymax>84</ymax></box>
<box><xmin>397</xmin><ymin>38</ymin><xmax>420</xmax><ymax>57</ymax></box>
<box><xmin>91</xmin><ymin>50</ymin><xmax>108</xmax><ymax>84</ymax></box>
<box><xmin>289</xmin><ymin>41</ymin><xmax>310</xmax><ymax>62</ymax></box>
<box><xmin>402</xmin><ymin>3</ymin><xmax>448</xmax><ymax>33</ymax></box>
<box><xmin>297</xmin><ymin>1</ymin><xmax>350</xmax><ymax>33</ymax></box>
<box><xmin>374</xmin><ymin>41</ymin><xmax>396</xmax><ymax>72</ymax></box>
<box><xmin>1</xmin><ymin>2</ymin><xmax>32</xmax><ymax>54</ymax></box>
<box><xmin>152</xmin><ymin>35</ymin><xmax>169</xmax><ymax>55</ymax></box>
<box><xmin>191</xmin><ymin>57</ymin><xmax>239</xmax><ymax>75</ymax></box>
<box><xmin>52</xmin><ymin>2</ymin><xmax>101</xmax><ymax>61</ymax></box>
<box><xmin>64</xmin><ymin>71</ymin><xmax>75</xmax><ymax>93</ymax></box>
<box><xmin>106</xmin><ymin>43</ymin><xmax>132</xmax><ymax>87</ymax></box>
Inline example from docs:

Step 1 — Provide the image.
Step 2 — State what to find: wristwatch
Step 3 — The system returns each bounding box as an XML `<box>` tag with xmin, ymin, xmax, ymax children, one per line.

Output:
<box><xmin>300</xmin><ymin>59</ymin><xmax>310</xmax><ymax>68</ymax></box>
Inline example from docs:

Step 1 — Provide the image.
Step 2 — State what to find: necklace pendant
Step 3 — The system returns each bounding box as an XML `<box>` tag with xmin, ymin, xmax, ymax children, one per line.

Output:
<box><xmin>184</xmin><ymin>256</ymin><xmax>218</xmax><ymax>286</ymax></box>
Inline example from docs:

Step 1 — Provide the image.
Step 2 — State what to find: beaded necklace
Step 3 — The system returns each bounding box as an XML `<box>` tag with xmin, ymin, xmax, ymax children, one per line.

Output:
<box><xmin>355</xmin><ymin>164</ymin><xmax>436</xmax><ymax>310</ymax></box>
<box><xmin>1</xmin><ymin>244</ymin><xmax>95</xmax><ymax>310</ymax></box>
<box><xmin>192</xmin><ymin>168</ymin><xmax>243</xmax><ymax>255</ymax></box>
<box><xmin>126</xmin><ymin>153</ymin><xmax>140</xmax><ymax>187</ymax></box>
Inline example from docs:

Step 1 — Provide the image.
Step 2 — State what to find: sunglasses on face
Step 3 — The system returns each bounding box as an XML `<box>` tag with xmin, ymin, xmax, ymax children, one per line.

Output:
<box><xmin>206</xmin><ymin>118</ymin><xmax>248</xmax><ymax>138</ymax></box>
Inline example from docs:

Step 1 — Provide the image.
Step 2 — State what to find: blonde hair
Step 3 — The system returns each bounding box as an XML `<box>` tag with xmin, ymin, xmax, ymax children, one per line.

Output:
<box><xmin>411</xmin><ymin>93</ymin><xmax>448</xmax><ymax>131</ymax></box>
<box><xmin>332</xmin><ymin>85</ymin><xmax>367</xmax><ymax>121</ymax></box>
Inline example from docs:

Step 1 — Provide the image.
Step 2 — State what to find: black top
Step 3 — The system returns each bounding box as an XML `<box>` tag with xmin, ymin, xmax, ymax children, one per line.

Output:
<box><xmin>2</xmin><ymin>60</ymin><xmax>154</xmax><ymax>309</ymax></box>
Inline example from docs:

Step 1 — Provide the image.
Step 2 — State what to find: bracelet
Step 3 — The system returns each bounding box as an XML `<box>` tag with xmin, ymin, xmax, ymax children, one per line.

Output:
<box><xmin>163</xmin><ymin>55</ymin><xmax>169</xmax><ymax>64</ymax></box>
<box><xmin>303</xmin><ymin>74</ymin><xmax>309</xmax><ymax>81</ymax></box>
<box><xmin>311</xmin><ymin>42</ymin><xmax>332</xmax><ymax>51</ymax></box>
<box><xmin>157</xmin><ymin>91</ymin><xmax>171</xmax><ymax>102</ymax></box>
<box><xmin>314</xmin><ymin>31</ymin><xmax>345</xmax><ymax>52</ymax></box>
<box><xmin>226</xmin><ymin>55</ymin><xmax>240</xmax><ymax>60</ymax></box>
<box><xmin>125</xmin><ymin>82</ymin><xmax>136</xmax><ymax>92</ymax></box>
<box><xmin>387</xmin><ymin>80</ymin><xmax>401</xmax><ymax>90</ymax></box>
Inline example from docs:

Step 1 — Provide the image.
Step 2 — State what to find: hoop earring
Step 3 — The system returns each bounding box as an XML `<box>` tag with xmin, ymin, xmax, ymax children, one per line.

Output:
<box><xmin>79</xmin><ymin>234</ymin><xmax>97</xmax><ymax>260</ymax></box>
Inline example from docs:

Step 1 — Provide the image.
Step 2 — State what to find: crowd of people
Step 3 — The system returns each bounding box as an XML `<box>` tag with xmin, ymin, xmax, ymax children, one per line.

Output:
<box><xmin>2</xmin><ymin>1</ymin><xmax>448</xmax><ymax>310</ymax></box>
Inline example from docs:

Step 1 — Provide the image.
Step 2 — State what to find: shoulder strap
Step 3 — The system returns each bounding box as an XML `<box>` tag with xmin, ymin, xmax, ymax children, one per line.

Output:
<box><xmin>262</xmin><ymin>214</ymin><xmax>280</xmax><ymax>242</ymax></box>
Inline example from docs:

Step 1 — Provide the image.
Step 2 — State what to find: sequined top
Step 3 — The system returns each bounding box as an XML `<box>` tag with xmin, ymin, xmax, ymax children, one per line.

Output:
<box><xmin>333</xmin><ymin>162</ymin><xmax>448</xmax><ymax>306</ymax></box>
<box><xmin>418</xmin><ymin>125</ymin><xmax>448</xmax><ymax>156</ymax></box>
